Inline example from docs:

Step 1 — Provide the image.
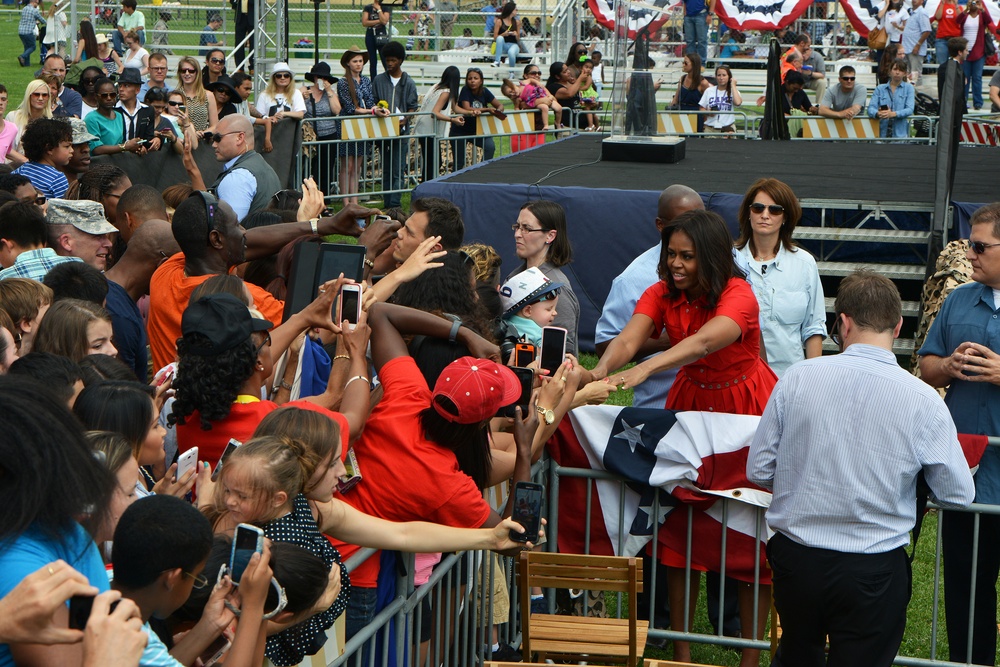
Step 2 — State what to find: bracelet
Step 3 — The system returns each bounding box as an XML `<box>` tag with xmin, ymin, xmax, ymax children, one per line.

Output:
<box><xmin>370</xmin><ymin>107</ymin><xmax>375</xmax><ymax>115</ymax></box>
<box><xmin>363</xmin><ymin>257</ymin><xmax>375</xmax><ymax>269</ymax></box>
<box><xmin>309</xmin><ymin>218</ymin><xmax>319</xmax><ymax>235</ymax></box>
<box><xmin>345</xmin><ymin>375</ymin><xmax>370</xmax><ymax>389</ymax></box>
<box><xmin>119</xmin><ymin>143</ymin><xmax>127</xmax><ymax>152</ymax></box>
<box><xmin>448</xmin><ymin>319</ymin><xmax>462</xmax><ymax>343</ymax></box>
<box><xmin>333</xmin><ymin>354</ymin><xmax>351</xmax><ymax>362</ymax></box>
<box><xmin>272</xmin><ymin>379</ymin><xmax>293</xmax><ymax>394</ymax></box>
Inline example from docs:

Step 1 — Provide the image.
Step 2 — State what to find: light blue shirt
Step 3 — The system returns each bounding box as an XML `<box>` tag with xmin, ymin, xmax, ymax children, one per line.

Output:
<box><xmin>140</xmin><ymin>622</ymin><xmax>185</xmax><ymax>666</ymax></box>
<box><xmin>748</xmin><ymin>344</ymin><xmax>975</xmax><ymax>554</ymax></box>
<box><xmin>215</xmin><ymin>154</ymin><xmax>257</xmax><ymax>222</ymax></box>
<box><xmin>868</xmin><ymin>81</ymin><xmax>915</xmax><ymax>138</ymax></box>
<box><xmin>505</xmin><ymin>313</ymin><xmax>544</xmax><ymax>347</ymax></box>
<box><xmin>595</xmin><ymin>242</ymin><xmax>751</xmax><ymax>407</ymax></box>
<box><xmin>736</xmin><ymin>243</ymin><xmax>826</xmax><ymax>376</ymax></box>
<box><xmin>902</xmin><ymin>5</ymin><xmax>932</xmax><ymax>56</ymax></box>
<box><xmin>919</xmin><ymin>281</ymin><xmax>1000</xmax><ymax>503</ymax></box>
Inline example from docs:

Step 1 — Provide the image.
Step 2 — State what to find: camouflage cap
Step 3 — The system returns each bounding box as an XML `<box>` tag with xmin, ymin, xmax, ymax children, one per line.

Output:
<box><xmin>67</xmin><ymin>118</ymin><xmax>98</xmax><ymax>145</ymax></box>
<box><xmin>46</xmin><ymin>199</ymin><xmax>118</xmax><ymax>235</ymax></box>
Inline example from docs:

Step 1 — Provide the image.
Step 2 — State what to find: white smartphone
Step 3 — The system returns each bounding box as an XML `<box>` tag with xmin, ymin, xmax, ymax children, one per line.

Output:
<box><xmin>212</xmin><ymin>439</ymin><xmax>241</xmax><ymax>482</ymax></box>
<box><xmin>539</xmin><ymin>326</ymin><xmax>568</xmax><ymax>375</ymax></box>
<box><xmin>337</xmin><ymin>283</ymin><xmax>362</xmax><ymax>331</ymax></box>
<box><xmin>229</xmin><ymin>523</ymin><xmax>264</xmax><ymax>586</ymax></box>
<box><xmin>175</xmin><ymin>447</ymin><xmax>199</xmax><ymax>483</ymax></box>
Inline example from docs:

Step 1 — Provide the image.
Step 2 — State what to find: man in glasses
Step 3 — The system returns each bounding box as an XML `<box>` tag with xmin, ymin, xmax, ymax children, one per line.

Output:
<box><xmin>919</xmin><ymin>202</ymin><xmax>1000</xmax><ymax>664</ymax></box>
<box><xmin>818</xmin><ymin>65</ymin><xmax>867</xmax><ymax>120</ymax></box>
<box><xmin>199</xmin><ymin>14</ymin><xmax>225</xmax><ymax>58</ymax></box>
<box><xmin>751</xmin><ymin>269</ymin><xmax>974</xmax><ymax>667</ymax></box>
<box><xmin>139</xmin><ymin>53</ymin><xmax>172</xmax><ymax>98</ymax></box>
<box><xmin>209</xmin><ymin>114</ymin><xmax>281</xmax><ymax>222</ymax></box>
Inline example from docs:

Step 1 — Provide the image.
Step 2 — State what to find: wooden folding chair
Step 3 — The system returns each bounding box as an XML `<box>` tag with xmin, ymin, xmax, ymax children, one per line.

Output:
<box><xmin>518</xmin><ymin>551</ymin><xmax>648</xmax><ymax>666</ymax></box>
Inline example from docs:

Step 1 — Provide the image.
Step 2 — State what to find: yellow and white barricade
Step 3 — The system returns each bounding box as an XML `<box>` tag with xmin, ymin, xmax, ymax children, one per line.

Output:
<box><xmin>800</xmin><ymin>117</ymin><xmax>880</xmax><ymax>139</ymax></box>
<box><xmin>476</xmin><ymin>111</ymin><xmax>536</xmax><ymax>136</ymax></box>
<box><xmin>656</xmin><ymin>113</ymin><xmax>699</xmax><ymax>135</ymax></box>
<box><xmin>339</xmin><ymin>115</ymin><xmax>401</xmax><ymax>141</ymax></box>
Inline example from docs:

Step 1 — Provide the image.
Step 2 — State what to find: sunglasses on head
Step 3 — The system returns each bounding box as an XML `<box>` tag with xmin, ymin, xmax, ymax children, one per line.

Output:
<box><xmin>750</xmin><ymin>202</ymin><xmax>785</xmax><ymax>215</ymax></box>
<box><xmin>467</xmin><ymin>67</ymin><xmax>483</xmax><ymax>75</ymax></box>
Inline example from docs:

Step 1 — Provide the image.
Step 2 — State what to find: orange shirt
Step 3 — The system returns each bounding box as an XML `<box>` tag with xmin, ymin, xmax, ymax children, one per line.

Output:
<box><xmin>147</xmin><ymin>252</ymin><xmax>285</xmax><ymax>370</ymax></box>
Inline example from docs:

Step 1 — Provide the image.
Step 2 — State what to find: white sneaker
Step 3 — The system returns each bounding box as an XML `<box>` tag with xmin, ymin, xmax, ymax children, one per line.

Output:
<box><xmin>490</xmin><ymin>62</ymin><xmax>500</xmax><ymax>67</ymax></box>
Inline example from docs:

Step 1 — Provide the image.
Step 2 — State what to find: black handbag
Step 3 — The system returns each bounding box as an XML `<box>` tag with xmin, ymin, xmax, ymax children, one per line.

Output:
<box><xmin>374</xmin><ymin>24</ymin><xmax>389</xmax><ymax>47</ymax></box>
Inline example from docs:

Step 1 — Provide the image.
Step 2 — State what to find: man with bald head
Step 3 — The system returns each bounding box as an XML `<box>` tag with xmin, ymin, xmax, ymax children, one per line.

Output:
<box><xmin>105</xmin><ymin>219</ymin><xmax>180</xmax><ymax>380</ymax></box>
<box><xmin>209</xmin><ymin>114</ymin><xmax>281</xmax><ymax>222</ymax></box>
<box><xmin>595</xmin><ymin>184</ymin><xmax>705</xmax><ymax>407</ymax></box>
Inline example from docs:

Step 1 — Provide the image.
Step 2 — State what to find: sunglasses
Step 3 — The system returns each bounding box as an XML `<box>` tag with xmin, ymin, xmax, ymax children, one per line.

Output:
<box><xmin>31</xmin><ymin>92</ymin><xmax>50</xmax><ymax>98</ymax></box>
<box><xmin>467</xmin><ymin>67</ymin><xmax>483</xmax><ymax>75</ymax></box>
<box><xmin>840</xmin><ymin>76</ymin><xmax>856</xmax><ymax>81</ymax></box>
<box><xmin>21</xmin><ymin>195</ymin><xmax>46</xmax><ymax>205</ymax></box>
<box><xmin>274</xmin><ymin>72</ymin><xmax>291</xmax><ymax>79</ymax></box>
<box><xmin>167</xmin><ymin>100</ymin><xmax>182</xmax><ymax>106</ymax></box>
<box><xmin>750</xmin><ymin>202</ymin><xmax>785</xmax><ymax>215</ymax></box>
<box><xmin>526</xmin><ymin>69</ymin><xmax>541</xmax><ymax>75</ymax></box>
<box><xmin>179</xmin><ymin>68</ymin><xmax>197</xmax><ymax>74</ymax></box>
<box><xmin>253</xmin><ymin>332</ymin><xmax>272</xmax><ymax>357</ymax></box>
<box><xmin>189</xmin><ymin>190</ymin><xmax>219</xmax><ymax>244</ymax></box>
<box><xmin>204</xmin><ymin>130</ymin><xmax>242</xmax><ymax>144</ymax></box>
<box><xmin>210</xmin><ymin>58</ymin><xmax>225</xmax><ymax>64</ymax></box>
<box><xmin>98</xmin><ymin>92</ymin><xmax>119</xmax><ymax>99</ymax></box>
<box><xmin>830</xmin><ymin>316</ymin><xmax>842</xmax><ymax>347</ymax></box>
<box><xmin>969</xmin><ymin>240</ymin><xmax>1000</xmax><ymax>254</ymax></box>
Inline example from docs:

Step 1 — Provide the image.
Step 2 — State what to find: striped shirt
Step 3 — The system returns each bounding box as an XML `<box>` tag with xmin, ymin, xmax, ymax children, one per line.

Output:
<box><xmin>748</xmin><ymin>343</ymin><xmax>975</xmax><ymax>554</ymax></box>
<box><xmin>12</xmin><ymin>162</ymin><xmax>68</xmax><ymax>199</ymax></box>
<box><xmin>0</xmin><ymin>248</ymin><xmax>81</xmax><ymax>282</ymax></box>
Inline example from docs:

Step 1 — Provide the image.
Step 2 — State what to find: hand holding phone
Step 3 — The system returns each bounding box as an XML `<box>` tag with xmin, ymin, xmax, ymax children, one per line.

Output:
<box><xmin>509</xmin><ymin>481</ymin><xmax>544</xmax><ymax>543</ymax></box>
<box><xmin>539</xmin><ymin>326</ymin><xmax>568</xmax><ymax>375</ymax></box>
<box><xmin>337</xmin><ymin>283</ymin><xmax>363</xmax><ymax>331</ymax></box>
<box><xmin>212</xmin><ymin>439</ymin><xmax>241</xmax><ymax>482</ymax></box>
<box><xmin>175</xmin><ymin>447</ymin><xmax>199</xmax><ymax>483</ymax></box>
<box><xmin>229</xmin><ymin>523</ymin><xmax>265</xmax><ymax>586</ymax></box>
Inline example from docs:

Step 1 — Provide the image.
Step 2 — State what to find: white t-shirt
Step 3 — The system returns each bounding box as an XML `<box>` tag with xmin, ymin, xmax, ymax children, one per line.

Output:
<box><xmin>962</xmin><ymin>14</ymin><xmax>981</xmax><ymax>52</ymax></box>
<box><xmin>698</xmin><ymin>85</ymin><xmax>738</xmax><ymax>128</ymax></box>
<box><xmin>886</xmin><ymin>8</ymin><xmax>908</xmax><ymax>42</ymax></box>
<box><xmin>123</xmin><ymin>47</ymin><xmax>149</xmax><ymax>71</ymax></box>
<box><xmin>255</xmin><ymin>89</ymin><xmax>306</xmax><ymax>117</ymax></box>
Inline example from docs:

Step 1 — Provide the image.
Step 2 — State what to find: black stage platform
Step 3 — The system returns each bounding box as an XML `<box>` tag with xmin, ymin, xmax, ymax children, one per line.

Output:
<box><xmin>413</xmin><ymin>135</ymin><xmax>997</xmax><ymax>351</ymax></box>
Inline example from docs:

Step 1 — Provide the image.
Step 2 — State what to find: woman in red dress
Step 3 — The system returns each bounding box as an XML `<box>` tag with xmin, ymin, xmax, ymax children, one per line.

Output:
<box><xmin>590</xmin><ymin>209</ymin><xmax>776</xmax><ymax>666</ymax></box>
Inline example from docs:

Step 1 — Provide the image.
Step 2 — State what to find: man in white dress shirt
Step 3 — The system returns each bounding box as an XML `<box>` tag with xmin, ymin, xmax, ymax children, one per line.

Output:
<box><xmin>747</xmin><ymin>269</ymin><xmax>975</xmax><ymax>667</ymax></box>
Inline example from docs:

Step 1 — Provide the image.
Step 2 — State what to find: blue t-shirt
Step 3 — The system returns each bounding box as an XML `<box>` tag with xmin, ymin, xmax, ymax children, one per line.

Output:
<box><xmin>106</xmin><ymin>279</ymin><xmax>148</xmax><ymax>382</ymax></box>
<box><xmin>0</xmin><ymin>523</ymin><xmax>108</xmax><ymax>667</ymax></box>
<box><xmin>12</xmin><ymin>162</ymin><xmax>68</xmax><ymax>199</ymax></box>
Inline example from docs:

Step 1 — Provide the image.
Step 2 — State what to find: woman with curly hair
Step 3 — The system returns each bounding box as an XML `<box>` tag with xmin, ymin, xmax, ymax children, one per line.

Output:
<box><xmin>169</xmin><ymin>286</ymin><xmax>371</xmax><ymax>469</ymax></box>
<box><xmin>66</xmin><ymin>162</ymin><xmax>130</xmax><ymax>225</ymax></box>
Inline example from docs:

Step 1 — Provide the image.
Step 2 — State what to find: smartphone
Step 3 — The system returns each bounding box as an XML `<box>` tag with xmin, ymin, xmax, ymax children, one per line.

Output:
<box><xmin>509</xmin><ymin>481</ymin><xmax>544</xmax><ymax>543</ymax></box>
<box><xmin>68</xmin><ymin>595</ymin><xmax>119</xmax><ymax>630</ymax></box>
<box><xmin>374</xmin><ymin>214</ymin><xmax>393</xmax><ymax>224</ymax></box>
<box><xmin>513</xmin><ymin>342</ymin><xmax>536</xmax><ymax>367</ymax></box>
<box><xmin>337</xmin><ymin>447</ymin><xmax>362</xmax><ymax>493</ymax></box>
<box><xmin>229</xmin><ymin>523</ymin><xmax>265</xmax><ymax>585</ymax></box>
<box><xmin>212</xmin><ymin>439</ymin><xmax>242</xmax><ymax>482</ymax></box>
<box><xmin>337</xmin><ymin>284</ymin><xmax>362</xmax><ymax>331</ymax></box>
<box><xmin>175</xmin><ymin>446</ymin><xmax>198</xmax><ymax>483</ymax></box>
<box><xmin>136</xmin><ymin>139</ymin><xmax>148</xmax><ymax>145</ymax></box>
<box><xmin>178</xmin><ymin>104</ymin><xmax>187</xmax><ymax>113</ymax></box>
<box><xmin>498</xmin><ymin>367</ymin><xmax>534</xmax><ymax>418</ymax></box>
<box><xmin>539</xmin><ymin>326</ymin><xmax>568</xmax><ymax>375</ymax></box>
<box><xmin>200</xmin><ymin>635</ymin><xmax>231</xmax><ymax>667</ymax></box>
<box><xmin>317</xmin><ymin>242</ymin><xmax>367</xmax><ymax>285</ymax></box>
<box><xmin>880</xmin><ymin>104</ymin><xmax>889</xmax><ymax>111</ymax></box>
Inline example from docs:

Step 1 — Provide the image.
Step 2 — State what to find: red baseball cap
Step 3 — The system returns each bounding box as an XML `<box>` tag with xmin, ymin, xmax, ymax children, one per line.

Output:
<box><xmin>432</xmin><ymin>357</ymin><xmax>522</xmax><ymax>424</ymax></box>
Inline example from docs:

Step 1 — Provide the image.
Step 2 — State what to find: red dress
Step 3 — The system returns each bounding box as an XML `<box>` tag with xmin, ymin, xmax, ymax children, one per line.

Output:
<box><xmin>635</xmin><ymin>278</ymin><xmax>777</xmax><ymax>579</ymax></box>
<box><xmin>634</xmin><ymin>278</ymin><xmax>777</xmax><ymax>415</ymax></box>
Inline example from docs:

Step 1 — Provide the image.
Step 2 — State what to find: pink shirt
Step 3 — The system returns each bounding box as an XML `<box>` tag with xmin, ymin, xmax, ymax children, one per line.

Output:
<box><xmin>0</xmin><ymin>120</ymin><xmax>17</xmax><ymax>161</ymax></box>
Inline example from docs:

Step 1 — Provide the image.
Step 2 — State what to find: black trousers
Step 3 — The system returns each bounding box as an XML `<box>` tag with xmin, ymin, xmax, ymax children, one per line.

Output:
<box><xmin>768</xmin><ymin>532</ymin><xmax>911</xmax><ymax>667</ymax></box>
<box><xmin>942</xmin><ymin>510</ymin><xmax>1000</xmax><ymax>665</ymax></box>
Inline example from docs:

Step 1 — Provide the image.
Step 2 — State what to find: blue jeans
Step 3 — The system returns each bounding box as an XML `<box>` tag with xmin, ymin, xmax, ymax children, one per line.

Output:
<box><xmin>380</xmin><ymin>136</ymin><xmax>407</xmax><ymax>208</ymax></box>
<box><xmin>344</xmin><ymin>586</ymin><xmax>378</xmax><ymax>665</ymax></box>
<box><xmin>935</xmin><ymin>37</ymin><xmax>950</xmax><ymax>65</ymax></box>
<box><xmin>493</xmin><ymin>36</ymin><xmax>519</xmax><ymax>71</ymax></box>
<box><xmin>684</xmin><ymin>12</ymin><xmax>708</xmax><ymax>61</ymax></box>
<box><xmin>963</xmin><ymin>56</ymin><xmax>985</xmax><ymax>109</ymax></box>
<box><xmin>18</xmin><ymin>33</ymin><xmax>36</xmax><ymax>64</ymax></box>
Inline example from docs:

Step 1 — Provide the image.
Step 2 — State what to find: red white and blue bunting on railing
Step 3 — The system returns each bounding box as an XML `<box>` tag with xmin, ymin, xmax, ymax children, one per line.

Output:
<box><xmin>587</xmin><ymin>0</ymin><xmax>1000</xmax><ymax>39</ymax></box>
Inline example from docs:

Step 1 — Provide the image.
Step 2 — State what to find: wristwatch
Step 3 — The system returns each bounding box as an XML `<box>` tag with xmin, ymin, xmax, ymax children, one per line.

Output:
<box><xmin>536</xmin><ymin>405</ymin><xmax>555</xmax><ymax>425</ymax></box>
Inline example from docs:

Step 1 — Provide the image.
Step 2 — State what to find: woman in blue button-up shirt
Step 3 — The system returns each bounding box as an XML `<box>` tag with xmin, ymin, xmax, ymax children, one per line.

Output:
<box><xmin>868</xmin><ymin>58</ymin><xmax>915</xmax><ymax>138</ymax></box>
<box><xmin>735</xmin><ymin>178</ymin><xmax>827</xmax><ymax>376</ymax></box>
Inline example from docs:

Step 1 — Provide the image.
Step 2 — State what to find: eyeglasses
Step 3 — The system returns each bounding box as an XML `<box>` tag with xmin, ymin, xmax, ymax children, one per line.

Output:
<box><xmin>750</xmin><ymin>202</ymin><xmax>785</xmax><ymax>215</ymax></box>
<box><xmin>253</xmin><ymin>332</ymin><xmax>272</xmax><ymax>358</ymax></box>
<box><xmin>274</xmin><ymin>72</ymin><xmax>291</xmax><ymax>79</ymax></box>
<box><xmin>183</xmin><ymin>571</ymin><xmax>209</xmax><ymax>590</ymax></box>
<box><xmin>179</xmin><ymin>68</ymin><xmax>197</xmax><ymax>74</ymax></box>
<box><xmin>204</xmin><ymin>130</ymin><xmax>243</xmax><ymax>144</ymax></box>
<box><xmin>189</xmin><ymin>190</ymin><xmax>219</xmax><ymax>244</ymax></box>
<box><xmin>150</xmin><ymin>65</ymin><xmax>168</xmax><ymax>71</ymax></box>
<box><xmin>969</xmin><ymin>240</ymin><xmax>1000</xmax><ymax>254</ymax></box>
<box><xmin>210</xmin><ymin>58</ymin><xmax>225</xmax><ymax>64</ymax></box>
<box><xmin>511</xmin><ymin>223</ymin><xmax>545</xmax><ymax>233</ymax></box>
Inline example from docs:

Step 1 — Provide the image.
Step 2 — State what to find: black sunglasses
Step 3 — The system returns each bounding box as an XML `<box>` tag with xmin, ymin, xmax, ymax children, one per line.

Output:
<box><xmin>750</xmin><ymin>202</ymin><xmax>785</xmax><ymax>215</ymax></box>
<box><xmin>969</xmin><ymin>240</ymin><xmax>1000</xmax><ymax>254</ymax></box>
<box><xmin>830</xmin><ymin>316</ymin><xmax>842</xmax><ymax>347</ymax></box>
<box><xmin>840</xmin><ymin>76</ymin><xmax>856</xmax><ymax>81</ymax></box>
<box><xmin>210</xmin><ymin>58</ymin><xmax>225</xmax><ymax>64</ymax></box>
<box><xmin>253</xmin><ymin>332</ymin><xmax>272</xmax><ymax>357</ymax></box>
<box><xmin>189</xmin><ymin>190</ymin><xmax>219</xmax><ymax>243</ymax></box>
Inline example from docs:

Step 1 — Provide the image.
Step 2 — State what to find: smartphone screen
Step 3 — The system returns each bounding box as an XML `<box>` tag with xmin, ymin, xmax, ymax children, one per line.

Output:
<box><xmin>509</xmin><ymin>481</ymin><xmax>543</xmax><ymax>543</ymax></box>
<box><xmin>317</xmin><ymin>243</ymin><xmax>367</xmax><ymax>285</ymax></box>
<box><xmin>514</xmin><ymin>343</ymin><xmax>536</xmax><ymax>367</ymax></box>
<box><xmin>68</xmin><ymin>595</ymin><xmax>94</xmax><ymax>631</ymax></box>
<box><xmin>497</xmin><ymin>367</ymin><xmax>534</xmax><ymax>418</ymax></box>
<box><xmin>212</xmin><ymin>439</ymin><xmax>242</xmax><ymax>482</ymax></box>
<box><xmin>338</xmin><ymin>286</ymin><xmax>361</xmax><ymax>327</ymax></box>
<box><xmin>539</xmin><ymin>327</ymin><xmax>567</xmax><ymax>375</ymax></box>
<box><xmin>230</xmin><ymin>524</ymin><xmax>263</xmax><ymax>585</ymax></box>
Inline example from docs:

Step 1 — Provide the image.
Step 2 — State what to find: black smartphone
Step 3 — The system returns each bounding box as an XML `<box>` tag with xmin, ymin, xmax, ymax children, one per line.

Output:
<box><xmin>229</xmin><ymin>523</ymin><xmax>264</xmax><ymax>586</ymax></box>
<box><xmin>68</xmin><ymin>595</ymin><xmax>119</xmax><ymax>630</ymax></box>
<box><xmin>317</xmin><ymin>242</ymin><xmax>367</xmax><ymax>286</ymax></box>
<box><xmin>212</xmin><ymin>438</ymin><xmax>242</xmax><ymax>482</ymax></box>
<box><xmin>539</xmin><ymin>326</ymin><xmax>568</xmax><ymax>375</ymax></box>
<box><xmin>497</xmin><ymin>367</ymin><xmax>534</xmax><ymax>418</ymax></box>
<box><xmin>509</xmin><ymin>481</ymin><xmax>544</xmax><ymax>543</ymax></box>
<box><xmin>879</xmin><ymin>104</ymin><xmax>889</xmax><ymax>111</ymax></box>
<box><xmin>513</xmin><ymin>342</ymin><xmax>536</xmax><ymax>367</ymax></box>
